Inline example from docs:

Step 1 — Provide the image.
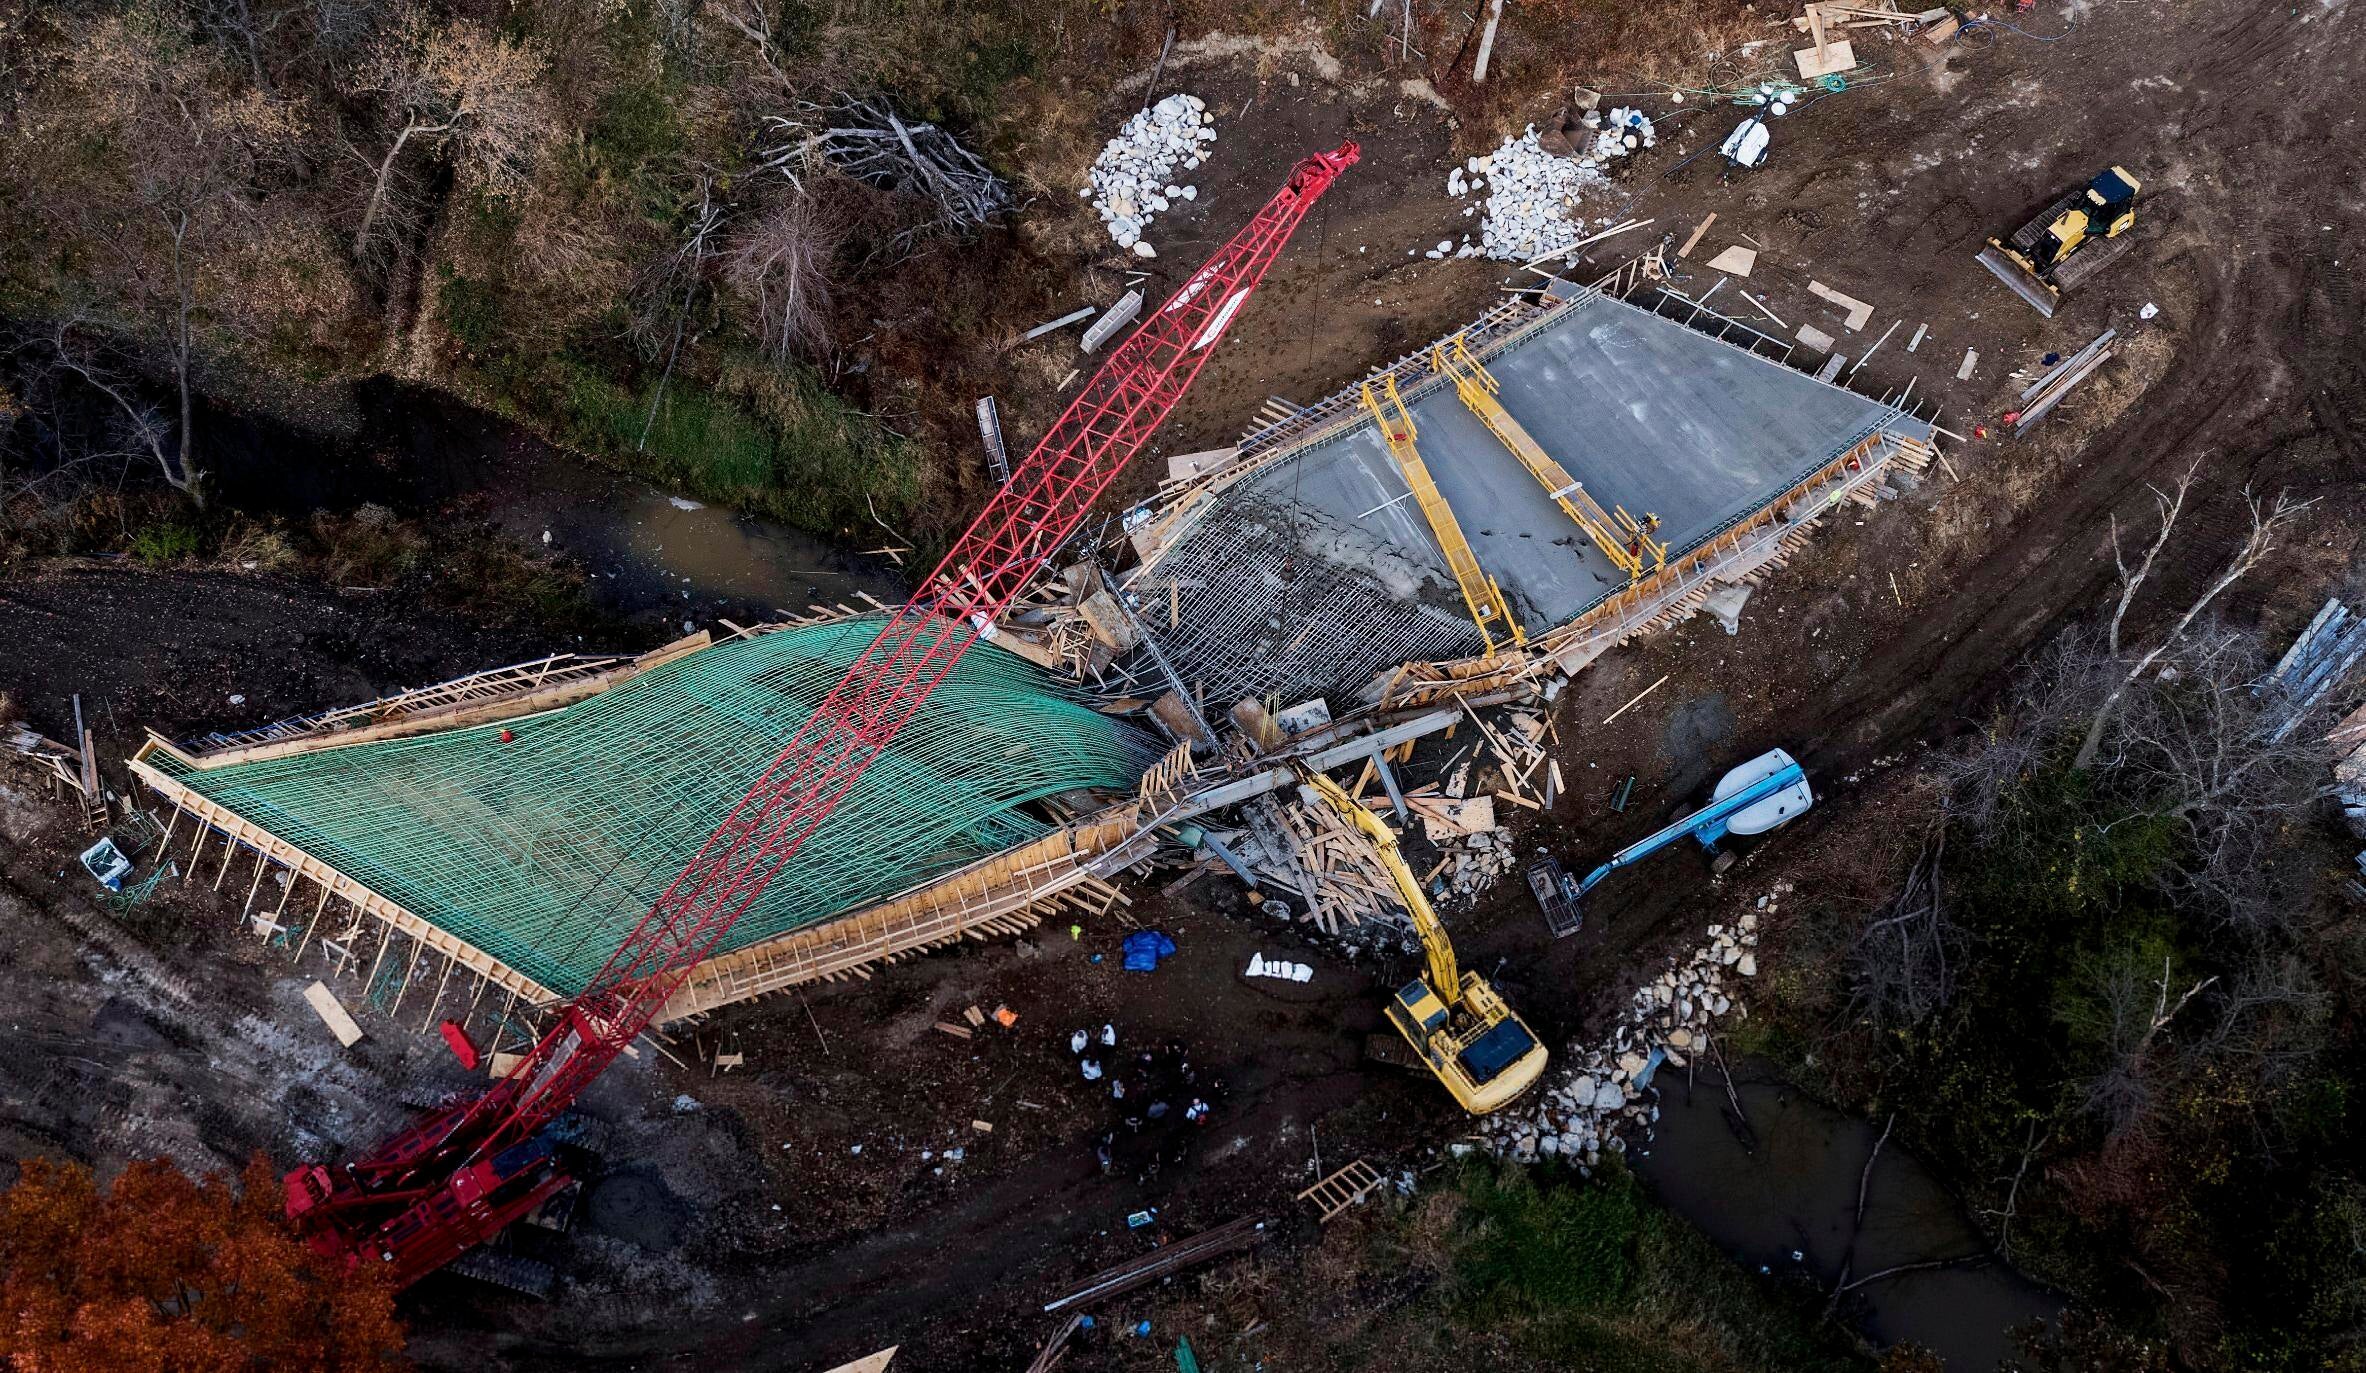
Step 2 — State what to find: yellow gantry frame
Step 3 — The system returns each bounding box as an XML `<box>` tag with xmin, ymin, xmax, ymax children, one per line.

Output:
<box><xmin>1359</xmin><ymin>374</ymin><xmax>1525</xmax><ymax>655</ymax></box>
<box><xmin>1432</xmin><ymin>335</ymin><xmax>1668</xmax><ymax>583</ymax></box>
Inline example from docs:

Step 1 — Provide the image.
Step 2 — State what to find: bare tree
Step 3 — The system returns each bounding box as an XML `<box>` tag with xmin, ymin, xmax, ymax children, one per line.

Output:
<box><xmin>2070</xmin><ymin>949</ymin><xmax>2215</xmax><ymax>1137</ymax></box>
<box><xmin>354</xmin><ymin>13</ymin><xmax>552</xmax><ymax>256</ymax></box>
<box><xmin>631</xmin><ymin>176</ymin><xmax>727</xmax><ymax>451</ymax></box>
<box><xmin>42</xmin><ymin>20</ymin><xmax>303</xmax><ymax>507</ymax></box>
<box><xmin>31</xmin><ymin>322</ymin><xmax>201</xmax><ymax>502</ymax></box>
<box><xmin>721</xmin><ymin>188</ymin><xmax>841</xmax><ymax>362</ymax></box>
<box><xmin>2075</xmin><ymin>473</ymin><xmax>2311</xmax><ymax>770</ymax></box>
<box><xmin>1846</xmin><ymin>816</ymin><xmax>1968</xmax><ymax>1028</ymax></box>
<box><xmin>2103</xmin><ymin>629</ymin><xmax>2339</xmax><ymax>927</ymax></box>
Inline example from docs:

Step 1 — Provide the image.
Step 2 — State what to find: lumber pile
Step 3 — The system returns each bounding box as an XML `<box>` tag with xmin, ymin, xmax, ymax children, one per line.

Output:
<box><xmin>1791</xmin><ymin>1</ymin><xmax>1953</xmax><ymax>76</ymax></box>
<box><xmin>2013</xmin><ymin>329</ymin><xmax>2116</xmax><ymax>434</ymax></box>
<box><xmin>1254</xmin><ymin>785</ymin><xmax>1412</xmax><ymax>933</ymax></box>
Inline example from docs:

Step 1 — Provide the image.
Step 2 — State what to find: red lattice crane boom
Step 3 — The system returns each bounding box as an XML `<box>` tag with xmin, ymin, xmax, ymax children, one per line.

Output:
<box><xmin>284</xmin><ymin>141</ymin><xmax>1360</xmax><ymax>1287</ymax></box>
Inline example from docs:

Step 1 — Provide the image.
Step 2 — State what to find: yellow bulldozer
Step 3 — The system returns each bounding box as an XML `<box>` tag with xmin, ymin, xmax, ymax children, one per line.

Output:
<box><xmin>1975</xmin><ymin>166</ymin><xmax>2141</xmax><ymax>317</ymax></box>
<box><xmin>1299</xmin><ymin>769</ymin><xmax>1547</xmax><ymax>1114</ymax></box>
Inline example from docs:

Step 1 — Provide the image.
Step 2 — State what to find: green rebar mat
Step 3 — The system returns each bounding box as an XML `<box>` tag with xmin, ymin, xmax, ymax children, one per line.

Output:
<box><xmin>153</xmin><ymin>619</ymin><xmax>1153</xmax><ymax>994</ymax></box>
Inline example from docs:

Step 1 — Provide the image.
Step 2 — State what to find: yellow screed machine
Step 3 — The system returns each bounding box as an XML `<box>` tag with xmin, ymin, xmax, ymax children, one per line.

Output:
<box><xmin>1299</xmin><ymin>769</ymin><xmax>1548</xmax><ymax>1114</ymax></box>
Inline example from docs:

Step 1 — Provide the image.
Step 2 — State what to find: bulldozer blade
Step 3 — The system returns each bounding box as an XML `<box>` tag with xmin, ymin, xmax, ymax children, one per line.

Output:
<box><xmin>1976</xmin><ymin>244</ymin><xmax>2059</xmax><ymax>317</ymax></box>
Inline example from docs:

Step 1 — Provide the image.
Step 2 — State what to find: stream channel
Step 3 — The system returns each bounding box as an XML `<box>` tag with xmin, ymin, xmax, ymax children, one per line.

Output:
<box><xmin>206</xmin><ymin>379</ymin><xmax>905</xmax><ymax>625</ymax></box>
<box><xmin>1633</xmin><ymin>1059</ymin><xmax>2062</xmax><ymax>1370</ymax></box>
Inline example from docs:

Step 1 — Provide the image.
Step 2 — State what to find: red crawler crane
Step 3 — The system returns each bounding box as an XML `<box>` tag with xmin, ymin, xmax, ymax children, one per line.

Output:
<box><xmin>285</xmin><ymin>141</ymin><xmax>1360</xmax><ymax>1287</ymax></box>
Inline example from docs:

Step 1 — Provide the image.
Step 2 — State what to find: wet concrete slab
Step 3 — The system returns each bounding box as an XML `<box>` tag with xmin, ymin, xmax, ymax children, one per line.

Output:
<box><xmin>1234</xmin><ymin>292</ymin><xmax>1920</xmax><ymax>633</ymax></box>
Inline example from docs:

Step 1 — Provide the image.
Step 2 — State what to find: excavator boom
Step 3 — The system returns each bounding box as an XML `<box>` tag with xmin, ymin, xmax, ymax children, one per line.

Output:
<box><xmin>1298</xmin><ymin>769</ymin><xmax>1545</xmax><ymax>1113</ymax></box>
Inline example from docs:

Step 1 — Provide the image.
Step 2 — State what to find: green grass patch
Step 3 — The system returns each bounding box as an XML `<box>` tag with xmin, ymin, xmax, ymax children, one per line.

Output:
<box><xmin>1444</xmin><ymin>1160</ymin><xmax>1867</xmax><ymax>1372</ymax></box>
<box><xmin>129</xmin><ymin>521</ymin><xmax>202</xmax><ymax>565</ymax></box>
<box><xmin>543</xmin><ymin>354</ymin><xmax>920</xmax><ymax>541</ymax></box>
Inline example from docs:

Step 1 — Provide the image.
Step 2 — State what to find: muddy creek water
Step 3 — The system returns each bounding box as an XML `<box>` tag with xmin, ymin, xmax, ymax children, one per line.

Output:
<box><xmin>207</xmin><ymin>380</ymin><xmax>905</xmax><ymax>624</ymax></box>
<box><xmin>1633</xmin><ymin>1061</ymin><xmax>2060</xmax><ymax>1370</ymax></box>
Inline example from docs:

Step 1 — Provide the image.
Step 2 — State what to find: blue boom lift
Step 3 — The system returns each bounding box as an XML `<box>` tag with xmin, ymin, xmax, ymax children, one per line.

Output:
<box><xmin>1531</xmin><ymin>749</ymin><xmax>1813</xmax><ymax>936</ymax></box>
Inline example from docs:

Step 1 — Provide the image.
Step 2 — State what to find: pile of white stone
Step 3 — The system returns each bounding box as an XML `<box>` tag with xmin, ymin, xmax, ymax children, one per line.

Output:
<box><xmin>1440</xmin><ymin>825</ymin><xmax>1518</xmax><ymax>897</ymax></box>
<box><xmin>1474</xmin><ymin>883</ymin><xmax>1783</xmax><ymax>1169</ymax></box>
<box><xmin>1446</xmin><ymin>109</ymin><xmax>1657</xmax><ymax>262</ymax></box>
<box><xmin>1081</xmin><ymin>94</ymin><xmax>1214</xmax><ymax>258</ymax></box>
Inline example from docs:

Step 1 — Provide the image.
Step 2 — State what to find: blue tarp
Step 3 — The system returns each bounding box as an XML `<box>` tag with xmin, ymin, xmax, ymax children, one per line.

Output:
<box><xmin>1122</xmin><ymin>929</ymin><xmax>1177</xmax><ymax>972</ymax></box>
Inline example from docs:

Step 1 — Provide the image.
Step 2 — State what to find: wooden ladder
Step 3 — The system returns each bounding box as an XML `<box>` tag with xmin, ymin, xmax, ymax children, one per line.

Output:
<box><xmin>1297</xmin><ymin>1158</ymin><xmax>1385</xmax><ymax>1222</ymax></box>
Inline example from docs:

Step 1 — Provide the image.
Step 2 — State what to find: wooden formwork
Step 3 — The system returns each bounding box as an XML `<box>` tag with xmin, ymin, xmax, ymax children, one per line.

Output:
<box><xmin>657</xmin><ymin>801</ymin><xmax>1154</xmax><ymax>1021</ymax></box>
<box><xmin>125</xmin><ymin>758</ymin><xmax>561</xmax><ymax>1050</ymax></box>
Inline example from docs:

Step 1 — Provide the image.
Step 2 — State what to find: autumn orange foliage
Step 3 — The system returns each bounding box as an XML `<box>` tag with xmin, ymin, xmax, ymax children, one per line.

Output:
<box><xmin>0</xmin><ymin>1154</ymin><xmax>405</xmax><ymax>1373</ymax></box>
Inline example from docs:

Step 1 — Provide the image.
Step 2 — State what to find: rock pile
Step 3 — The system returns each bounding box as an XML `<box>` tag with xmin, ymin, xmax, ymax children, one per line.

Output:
<box><xmin>1081</xmin><ymin>94</ymin><xmax>1213</xmax><ymax>258</ymax></box>
<box><xmin>1439</xmin><ymin>824</ymin><xmax>1518</xmax><ymax>898</ymax></box>
<box><xmin>1474</xmin><ymin>883</ymin><xmax>1786</xmax><ymax>1169</ymax></box>
<box><xmin>1447</xmin><ymin>110</ymin><xmax>1656</xmax><ymax>262</ymax></box>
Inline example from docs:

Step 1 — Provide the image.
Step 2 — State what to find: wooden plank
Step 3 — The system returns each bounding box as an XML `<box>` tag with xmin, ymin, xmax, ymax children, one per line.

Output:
<box><xmin>1807</xmin><ymin>280</ymin><xmax>1873</xmax><ymax>330</ymax></box>
<box><xmin>820</xmin><ymin>1350</ymin><xmax>898</xmax><ymax>1373</ymax></box>
<box><xmin>1677</xmin><ymin>213</ymin><xmax>1716</xmax><ymax>258</ymax></box>
<box><xmin>1793</xmin><ymin>35</ymin><xmax>1856</xmax><ymax>77</ymax></box>
<box><xmin>1957</xmin><ymin>348</ymin><xmax>1979</xmax><ymax>381</ymax></box>
<box><xmin>303</xmin><ymin>980</ymin><xmax>365</xmax><ymax>1047</ymax></box>
<box><xmin>1705</xmin><ymin>244</ymin><xmax>1756</xmax><ymax>276</ymax></box>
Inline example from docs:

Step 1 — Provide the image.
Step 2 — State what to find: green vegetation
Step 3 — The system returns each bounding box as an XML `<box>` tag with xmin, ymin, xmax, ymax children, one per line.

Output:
<box><xmin>1761</xmin><ymin>628</ymin><xmax>2365</xmax><ymax>1371</ymax></box>
<box><xmin>1126</xmin><ymin>1159</ymin><xmax>1868</xmax><ymax>1373</ymax></box>
<box><xmin>1449</xmin><ymin>1161</ymin><xmax>1862</xmax><ymax>1370</ymax></box>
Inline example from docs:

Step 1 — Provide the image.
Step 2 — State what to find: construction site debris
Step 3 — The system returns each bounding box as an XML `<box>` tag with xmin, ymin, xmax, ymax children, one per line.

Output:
<box><xmin>78</xmin><ymin>837</ymin><xmax>131</xmax><ymax>889</ymax></box>
<box><xmin>303</xmin><ymin>979</ymin><xmax>365</xmax><ymax>1047</ymax></box>
<box><xmin>1797</xmin><ymin>323</ymin><xmax>1837</xmax><ymax>352</ymax></box>
<box><xmin>1298</xmin><ymin>1158</ymin><xmax>1384</xmax><ymax>1221</ymax></box>
<box><xmin>1245</xmin><ymin>953</ymin><xmax>1313</xmax><ymax>982</ymax></box>
<box><xmin>935</xmin><ymin>1021</ymin><xmax>975</xmax><ymax>1040</ymax></box>
<box><xmin>2263</xmin><ymin>599</ymin><xmax>2366</xmax><ymax>743</ymax></box>
<box><xmin>1479</xmin><ymin>888</ymin><xmax>1783</xmax><ymax>1165</ymax></box>
<box><xmin>1122</xmin><ymin>930</ymin><xmax>1177</xmax><ymax>971</ymax></box>
<box><xmin>1084</xmin><ymin>94</ymin><xmax>1212</xmax><ymax>254</ymax></box>
<box><xmin>1720</xmin><ymin>114</ymin><xmax>1773</xmax><ymax>170</ymax></box>
<box><xmin>2014</xmin><ymin>328</ymin><xmax>2116</xmax><ymax>433</ymax></box>
<box><xmin>1705</xmin><ymin>244</ymin><xmax>1757</xmax><ymax>276</ymax></box>
<box><xmin>1678</xmin><ymin>213</ymin><xmax>1717</xmax><ymax>258</ymax></box>
<box><xmin>1023</xmin><ymin>306</ymin><xmax>1098</xmax><ymax>341</ymax></box>
<box><xmin>1082</xmin><ymin>290</ymin><xmax>1145</xmax><ymax>352</ymax></box>
<box><xmin>1807</xmin><ymin>280</ymin><xmax>1874</xmax><ymax>330</ymax></box>
<box><xmin>439</xmin><ymin>1020</ymin><xmax>481</xmax><ymax>1070</ymax></box>
<box><xmin>1042</xmin><ymin>1216</ymin><xmax>1267</xmax><ymax>1314</ymax></box>
<box><xmin>819</xmin><ymin>1347</ymin><xmax>898</xmax><ymax>1373</ymax></box>
<box><xmin>976</xmin><ymin>396</ymin><xmax>1011</xmax><ymax>483</ymax></box>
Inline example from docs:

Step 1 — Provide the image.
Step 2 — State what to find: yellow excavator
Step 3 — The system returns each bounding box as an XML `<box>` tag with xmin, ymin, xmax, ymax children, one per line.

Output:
<box><xmin>1299</xmin><ymin>769</ymin><xmax>1547</xmax><ymax>1114</ymax></box>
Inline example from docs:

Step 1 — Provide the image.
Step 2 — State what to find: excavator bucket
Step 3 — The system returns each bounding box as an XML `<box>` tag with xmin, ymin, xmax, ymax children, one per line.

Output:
<box><xmin>1976</xmin><ymin>243</ymin><xmax>2060</xmax><ymax>317</ymax></box>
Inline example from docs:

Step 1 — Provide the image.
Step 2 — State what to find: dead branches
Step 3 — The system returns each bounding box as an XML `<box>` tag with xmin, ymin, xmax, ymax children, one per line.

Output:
<box><xmin>759</xmin><ymin>96</ymin><xmax>1013</xmax><ymax>250</ymax></box>
<box><xmin>2076</xmin><ymin>476</ymin><xmax>2313</xmax><ymax>770</ymax></box>
<box><xmin>721</xmin><ymin>187</ymin><xmax>842</xmax><ymax>362</ymax></box>
<box><xmin>1845</xmin><ymin>816</ymin><xmax>1964</xmax><ymax>1028</ymax></box>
